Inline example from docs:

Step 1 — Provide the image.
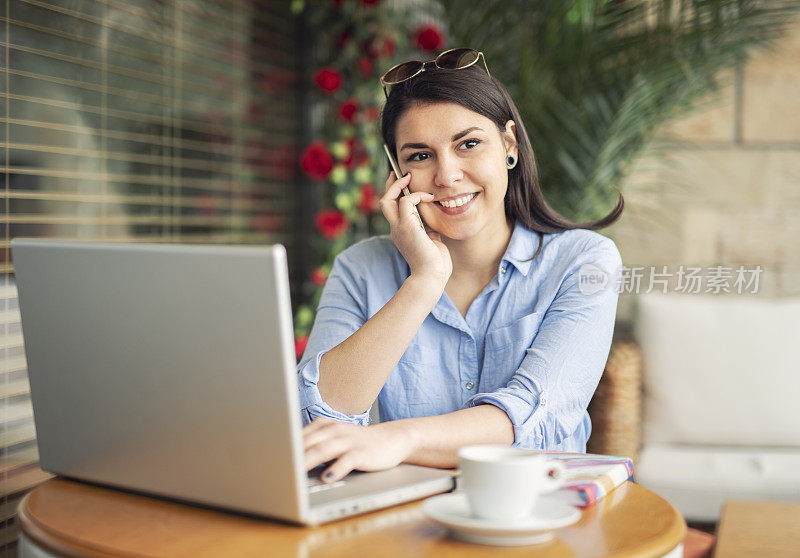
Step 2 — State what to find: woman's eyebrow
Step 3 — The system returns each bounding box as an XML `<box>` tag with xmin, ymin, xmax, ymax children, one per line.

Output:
<box><xmin>399</xmin><ymin>127</ymin><xmax>484</xmax><ymax>151</ymax></box>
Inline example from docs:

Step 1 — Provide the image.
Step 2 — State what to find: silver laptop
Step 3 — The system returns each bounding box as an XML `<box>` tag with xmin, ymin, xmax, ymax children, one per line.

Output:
<box><xmin>11</xmin><ymin>239</ymin><xmax>455</xmax><ymax>526</ymax></box>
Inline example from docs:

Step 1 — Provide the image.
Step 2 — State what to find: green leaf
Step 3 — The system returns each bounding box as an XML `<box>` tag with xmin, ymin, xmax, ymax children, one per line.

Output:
<box><xmin>290</xmin><ymin>0</ymin><xmax>305</xmax><ymax>16</ymax></box>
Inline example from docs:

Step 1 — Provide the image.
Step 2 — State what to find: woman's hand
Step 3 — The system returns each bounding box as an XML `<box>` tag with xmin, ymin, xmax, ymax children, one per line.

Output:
<box><xmin>303</xmin><ymin>417</ymin><xmax>417</xmax><ymax>482</ymax></box>
<box><xmin>379</xmin><ymin>172</ymin><xmax>452</xmax><ymax>288</ymax></box>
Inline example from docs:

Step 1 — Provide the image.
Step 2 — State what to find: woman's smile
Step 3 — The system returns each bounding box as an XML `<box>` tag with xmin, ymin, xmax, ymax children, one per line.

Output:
<box><xmin>434</xmin><ymin>192</ymin><xmax>479</xmax><ymax>215</ymax></box>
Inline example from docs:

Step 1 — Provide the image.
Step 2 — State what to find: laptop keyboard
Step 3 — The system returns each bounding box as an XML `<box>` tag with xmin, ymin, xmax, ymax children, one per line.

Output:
<box><xmin>305</xmin><ymin>475</ymin><xmax>347</xmax><ymax>494</ymax></box>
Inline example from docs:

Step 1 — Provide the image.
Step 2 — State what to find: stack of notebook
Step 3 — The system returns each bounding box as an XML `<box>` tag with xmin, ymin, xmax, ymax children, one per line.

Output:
<box><xmin>539</xmin><ymin>451</ymin><xmax>635</xmax><ymax>508</ymax></box>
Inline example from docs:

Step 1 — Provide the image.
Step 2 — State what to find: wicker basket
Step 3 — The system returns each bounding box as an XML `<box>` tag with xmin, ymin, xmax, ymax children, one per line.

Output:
<box><xmin>587</xmin><ymin>338</ymin><xmax>643</xmax><ymax>465</ymax></box>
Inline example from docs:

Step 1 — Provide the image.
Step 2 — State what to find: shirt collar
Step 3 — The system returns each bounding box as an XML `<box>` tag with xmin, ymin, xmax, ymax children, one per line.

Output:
<box><xmin>501</xmin><ymin>220</ymin><xmax>543</xmax><ymax>277</ymax></box>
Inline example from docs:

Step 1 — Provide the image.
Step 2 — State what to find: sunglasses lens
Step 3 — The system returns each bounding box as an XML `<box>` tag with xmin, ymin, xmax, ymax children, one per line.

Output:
<box><xmin>382</xmin><ymin>61</ymin><xmax>424</xmax><ymax>84</ymax></box>
<box><xmin>436</xmin><ymin>48</ymin><xmax>480</xmax><ymax>69</ymax></box>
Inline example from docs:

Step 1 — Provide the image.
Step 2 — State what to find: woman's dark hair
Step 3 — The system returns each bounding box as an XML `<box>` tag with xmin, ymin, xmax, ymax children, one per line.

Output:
<box><xmin>381</xmin><ymin>64</ymin><xmax>624</xmax><ymax>259</ymax></box>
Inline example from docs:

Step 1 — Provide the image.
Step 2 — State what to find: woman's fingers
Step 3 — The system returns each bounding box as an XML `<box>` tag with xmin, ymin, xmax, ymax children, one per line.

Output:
<box><xmin>323</xmin><ymin>453</ymin><xmax>360</xmax><ymax>483</ymax></box>
<box><xmin>302</xmin><ymin>421</ymin><xmax>368</xmax><ymax>481</ymax></box>
<box><xmin>398</xmin><ymin>192</ymin><xmax>433</xmax><ymax>225</ymax></box>
<box><xmin>302</xmin><ymin>417</ymin><xmax>335</xmax><ymax>440</ymax></box>
<box><xmin>379</xmin><ymin>171</ymin><xmax>436</xmax><ymax>231</ymax></box>
<box><xmin>382</xmin><ymin>170</ymin><xmax>410</xmax><ymax>195</ymax></box>
<box><xmin>398</xmin><ymin>190</ymin><xmax>433</xmax><ymax>206</ymax></box>
<box><xmin>305</xmin><ymin>435</ymin><xmax>350</xmax><ymax>472</ymax></box>
<box><xmin>303</xmin><ymin>421</ymin><xmax>343</xmax><ymax>452</ymax></box>
<box><xmin>382</xmin><ymin>170</ymin><xmax>409</xmax><ymax>199</ymax></box>
<box><xmin>383</xmin><ymin>170</ymin><xmax>399</xmax><ymax>190</ymax></box>
<box><xmin>378</xmin><ymin>172</ymin><xmax>412</xmax><ymax>224</ymax></box>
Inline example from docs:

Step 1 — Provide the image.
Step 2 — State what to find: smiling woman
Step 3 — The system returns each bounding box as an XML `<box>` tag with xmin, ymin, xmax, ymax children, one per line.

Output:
<box><xmin>297</xmin><ymin>54</ymin><xmax>624</xmax><ymax>484</ymax></box>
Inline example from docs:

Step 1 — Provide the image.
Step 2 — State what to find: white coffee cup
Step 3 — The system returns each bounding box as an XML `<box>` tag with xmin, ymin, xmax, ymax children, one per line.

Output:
<box><xmin>457</xmin><ymin>444</ymin><xmax>566</xmax><ymax>522</ymax></box>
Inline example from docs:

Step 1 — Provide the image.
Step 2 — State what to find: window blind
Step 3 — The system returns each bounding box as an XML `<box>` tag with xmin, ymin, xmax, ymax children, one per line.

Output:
<box><xmin>0</xmin><ymin>0</ymin><xmax>301</xmax><ymax>552</ymax></box>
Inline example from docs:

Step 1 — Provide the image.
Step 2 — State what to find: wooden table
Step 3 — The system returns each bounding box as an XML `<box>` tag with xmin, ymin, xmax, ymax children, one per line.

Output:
<box><xmin>18</xmin><ymin>477</ymin><xmax>686</xmax><ymax>557</ymax></box>
<box><xmin>713</xmin><ymin>500</ymin><xmax>800</xmax><ymax>558</ymax></box>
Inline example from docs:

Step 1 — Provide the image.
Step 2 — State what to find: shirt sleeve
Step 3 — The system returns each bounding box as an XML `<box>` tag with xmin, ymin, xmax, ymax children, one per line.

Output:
<box><xmin>464</xmin><ymin>237</ymin><xmax>622</xmax><ymax>449</ymax></box>
<box><xmin>297</xmin><ymin>251</ymin><xmax>372</xmax><ymax>427</ymax></box>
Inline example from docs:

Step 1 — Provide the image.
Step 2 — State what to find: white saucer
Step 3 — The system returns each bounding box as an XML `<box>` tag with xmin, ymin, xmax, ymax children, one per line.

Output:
<box><xmin>422</xmin><ymin>492</ymin><xmax>581</xmax><ymax>546</ymax></box>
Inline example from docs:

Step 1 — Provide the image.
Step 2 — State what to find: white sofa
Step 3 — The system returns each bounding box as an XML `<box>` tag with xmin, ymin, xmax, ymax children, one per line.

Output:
<box><xmin>633</xmin><ymin>292</ymin><xmax>800</xmax><ymax>522</ymax></box>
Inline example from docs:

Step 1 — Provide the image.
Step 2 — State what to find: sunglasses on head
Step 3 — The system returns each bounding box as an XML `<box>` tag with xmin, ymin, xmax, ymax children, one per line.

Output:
<box><xmin>379</xmin><ymin>47</ymin><xmax>491</xmax><ymax>98</ymax></box>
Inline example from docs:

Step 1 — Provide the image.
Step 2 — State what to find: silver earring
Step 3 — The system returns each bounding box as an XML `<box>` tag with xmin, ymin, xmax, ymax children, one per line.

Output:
<box><xmin>506</xmin><ymin>154</ymin><xmax>517</xmax><ymax>169</ymax></box>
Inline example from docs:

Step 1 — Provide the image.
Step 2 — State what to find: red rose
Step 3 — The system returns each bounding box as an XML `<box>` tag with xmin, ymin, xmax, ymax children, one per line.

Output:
<box><xmin>365</xmin><ymin>36</ymin><xmax>395</xmax><ymax>61</ymax></box>
<box><xmin>357</xmin><ymin>57</ymin><xmax>373</xmax><ymax>78</ymax></box>
<box><xmin>310</xmin><ymin>267</ymin><xmax>328</xmax><ymax>286</ymax></box>
<box><xmin>315</xmin><ymin>209</ymin><xmax>350</xmax><ymax>240</ymax></box>
<box><xmin>357</xmin><ymin>183</ymin><xmax>379</xmax><ymax>214</ymax></box>
<box><xmin>338</xmin><ymin>99</ymin><xmax>359</xmax><ymax>123</ymax></box>
<box><xmin>380</xmin><ymin>37</ymin><xmax>395</xmax><ymax>58</ymax></box>
<box><xmin>361</xmin><ymin>0</ymin><xmax>380</xmax><ymax>5</ymax></box>
<box><xmin>336</xmin><ymin>31</ymin><xmax>351</xmax><ymax>50</ymax></box>
<box><xmin>364</xmin><ymin>37</ymin><xmax>378</xmax><ymax>62</ymax></box>
<box><xmin>363</xmin><ymin>106</ymin><xmax>379</xmax><ymax>121</ymax></box>
<box><xmin>343</xmin><ymin>137</ymin><xmax>368</xmax><ymax>168</ymax></box>
<box><xmin>295</xmin><ymin>335</ymin><xmax>308</xmax><ymax>360</ymax></box>
<box><xmin>414</xmin><ymin>24</ymin><xmax>444</xmax><ymax>52</ymax></box>
<box><xmin>313</xmin><ymin>67</ymin><xmax>342</xmax><ymax>93</ymax></box>
<box><xmin>300</xmin><ymin>141</ymin><xmax>334</xmax><ymax>180</ymax></box>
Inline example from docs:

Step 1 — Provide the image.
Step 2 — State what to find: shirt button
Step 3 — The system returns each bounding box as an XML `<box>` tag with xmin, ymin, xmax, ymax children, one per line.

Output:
<box><xmin>500</xmin><ymin>265</ymin><xmax>507</xmax><ymax>274</ymax></box>
<box><xmin>466</xmin><ymin>381</ymin><xmax>475</xmax><ymax>390</ymax></box>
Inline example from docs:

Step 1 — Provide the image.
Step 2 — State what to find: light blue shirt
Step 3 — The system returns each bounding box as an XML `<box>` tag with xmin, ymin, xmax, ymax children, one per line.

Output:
<box><xmin>297</xmin><ymin>220</ymin><xmax>622</xmax><ymax>453</ymax></box>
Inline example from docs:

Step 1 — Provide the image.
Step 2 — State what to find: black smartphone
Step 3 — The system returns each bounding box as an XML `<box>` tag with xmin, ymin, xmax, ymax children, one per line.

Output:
<box><xmin>383</xmin><ymin>143</ymin><xmax>425</xmax><ymax>230</ymax></box>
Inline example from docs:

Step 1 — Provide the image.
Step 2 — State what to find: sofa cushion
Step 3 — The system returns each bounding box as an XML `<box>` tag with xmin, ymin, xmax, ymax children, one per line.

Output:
<box><xmin>636</xmin><ymin>444</ymin><xmax>800</xmax><ymax>522</ymax></box>
<box><xmin>635</xmin><ymin>292</ymin><xmax>800</xmax><ymax>446</ymax></box>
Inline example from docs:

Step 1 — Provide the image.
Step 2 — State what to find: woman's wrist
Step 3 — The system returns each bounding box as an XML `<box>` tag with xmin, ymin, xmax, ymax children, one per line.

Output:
<box><xmin>379</xmin><ymin>418</ymin><xmax>421</xmax><ymax>460</ymax></box>
<box><xmin>405</xmin><ymin>272</ymin><xmax>448</xmax><ymax>299</ymax></box>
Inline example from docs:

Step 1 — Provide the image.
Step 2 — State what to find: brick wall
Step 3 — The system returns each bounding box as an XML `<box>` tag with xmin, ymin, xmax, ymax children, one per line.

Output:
<box><xmin>607</xmin><ymin>16</ymin><xmax>800</xmax><ymax>325</ymax></box>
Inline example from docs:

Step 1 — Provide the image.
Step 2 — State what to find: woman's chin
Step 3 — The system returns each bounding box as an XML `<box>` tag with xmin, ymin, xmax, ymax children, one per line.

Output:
<box><xmin>429</xmin><ymin>220</ymin><xmax>479</xmax><ymax>242</ymax></box>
